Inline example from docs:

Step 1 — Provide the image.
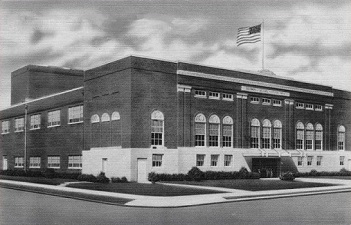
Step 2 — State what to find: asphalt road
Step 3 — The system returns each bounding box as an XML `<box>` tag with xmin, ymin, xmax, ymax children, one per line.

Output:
<box><xmin>0</xmin><ymin>187</ymin><xmax>350</xmax><ymax>225</ymax></box>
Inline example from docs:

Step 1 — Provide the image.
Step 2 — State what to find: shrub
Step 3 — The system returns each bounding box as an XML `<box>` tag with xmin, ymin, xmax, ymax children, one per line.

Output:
<box><xmin>238</xmin><ymin>167</ymin><xmax>249</xmax><ymax>178</ymax></box>
<box><xmin>280</xmin><ymin>171</ymin><xmax>295</xmax><ymax>181</ymax></box>
<box><xmin>309</xmin><ymin>169</ymin><xmax>318</xmax><ymax>176</ymax></box>
<box><xmin>148</xmin><ymin>172</ymin><xmax>160</xmax><ymax>184</ymax></box>
<box><xmin>96</xmin><ymin>172</ymin><xmax>110</xmax><ymax>183</ymax></box>
<box><xmin>187</xmin><ymin>167</ymin><xmax>204</xmax><ymax>181</ymax></box>
<box><xmin>121</xmin><ymin>177</ymin><xmax>128</xmax><ymax>183</ymax></box>
<box><xmin>339</xmin><ymin>168</ymin><xmax>351</xmax><ymax>176</ymax></box>
<box><xmin>43</xmin><ymin>168</ymin><xmax>56</xmax><ymax>178</ymax></box>
<box><xmin>111</xmin><ymin>177</ymin><xmax>121</xmax><ymax>183</ymax></box>
<box><xmin>77</xmin><ymin>174</ymin><xmax>97</xmax><ymax>182</ymax></box>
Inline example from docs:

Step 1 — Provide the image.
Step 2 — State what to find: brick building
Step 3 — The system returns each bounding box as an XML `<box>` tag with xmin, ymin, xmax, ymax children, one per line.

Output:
<box><xmin>1</xmin><ymin>56</ymin><xmax>350</xmax><ymax>182</ymax></box>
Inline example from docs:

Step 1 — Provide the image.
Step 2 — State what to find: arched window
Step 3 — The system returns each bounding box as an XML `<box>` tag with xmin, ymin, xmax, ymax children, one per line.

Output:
<box><xmin>315</xmin><ymin>123</ymin><xmax>323</xmax><ymax>150</ymax></box>
<box><xmin>91</xmin><ymin>114</ymin><xmax>100</xmax><ymax>123</ymax></box>
<box><xmin>195</xmin><ymin>113</ymin><xmax>206</xmax><ymax>146</ymax></box>
<box><xmin>273</xmin><ymin>120</ymin><xmax>282</xmax><ymax>149</ymax></box>
<box><xmin>296</xmin><ymin>122</ymin><xmax>304</xmax><ymax>150</ymax></box>
<box><xmin>209</xmin><ymin>115</ymin><xmax>220</xmax><ymax>147</ymax></box>
<box><xmin>251</xmin><ymin>119</ymin><xmax>260</xmax><ymax>148</ymax></box>
<box><xmin>305</xmin><ymin>123</ymin><xmax>314</xmax><ymax>150</ymax></box>
<box><xmin>101</xmin><ymin>113</ymin><xmax>110</xmax><ymax>122</ymax></box>
<box><xmin>262</xmin><ymin>119</ymin><xmax>271</xmax><ymax>149</ymax></box>
<box><xmin>111</xmin><ymin>111</ymin><xmax>121</xmax><ymax>147</ymax></box>
<box><xmin>151</xmin><ymin>110</ymin><xmax>164</xmax><ymax>146</ymax></box>
<box><xmin>222</xmin><ymin>116</ymin><xmax>233</xmax><ymax>147</ymax></box>
<box><xmin>338</xmin><ymin>125</ymin><xmax>346</xmax><ymax>150</ymax></box>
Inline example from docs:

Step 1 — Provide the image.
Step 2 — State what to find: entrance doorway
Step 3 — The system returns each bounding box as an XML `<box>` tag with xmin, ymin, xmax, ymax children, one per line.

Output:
<box><xmin>252</xmin><ymin>158</ymin><xmax>280</xmax><ymax>178</ymax></box>
<box><xmin>137</xmin><ymin>158</ymin><xmax>147</xmax><ymax>183</ymax></box>
<box><xmin>2</xmin><ymin>156</ymin><xmax>7</xmax><ymax>170</ymax></box>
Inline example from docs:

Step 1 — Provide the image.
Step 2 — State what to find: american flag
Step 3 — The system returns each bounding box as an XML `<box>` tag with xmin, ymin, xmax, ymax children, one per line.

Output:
<box><xmin>237</xmin><ymin>24</ymin><xmax>261</xmax><ymax>46</ymax></box>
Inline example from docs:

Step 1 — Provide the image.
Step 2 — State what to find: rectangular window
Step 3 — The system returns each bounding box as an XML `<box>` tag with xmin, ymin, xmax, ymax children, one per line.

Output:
<box><xmin>196</xmin><ymin>154</ymin><xmax>205</xmax><ymax>167</ymax></box>
<box><xmin>262</xmin><ymin>98</ymin><xmax>271</xmax><ymax>105</ymax></box>
<box><xmin>297</xmin><ymin>156</ymin><xmax>303</xmax><ymax>166</ymax></box>
<box><xmin>273</xmin><ymin>128</ymin><xmax>281</xmax><ymax>149</ymax></box>
<box><xmin>224</xmin><ymin>155</ymin><xmax>232</xmax><ymax>167</ymax></box>
<box><xmin>338</xmin><ymin>132</ymin><xmax>345</xmax><ymax>150</ymax></box>
<box><xmin>315</xmin><ymin>131</ymin><xmax>323</xmax><ymax>150</ymax></box>
<box><xmin>250</xmin><ymin>97</ymin><xmax>259</xmax><ymax>104</ymax></box>
<box><xmin>48</xmin><ymin>110</ymin><xmax>61</xmax><ymax>127</ymax></box>
<box><xmin>194</xmin><ymin>90</ymin><xmax>206</xmax><ymax>98</ymax></box>
<box><xmin>209</xmin><ymin>124</ymin><xmax>219</xmax><ymax>147</ymax></box>
<box><xmin>315</xmin><ymin>105</ymin><xmax>323</xmax><ymax>111</ymax></box>
<box><xmin>211</xmin><ymin>155</ymin><xmax>219</xmax><ymax>167</ymax></box>
<box><xmin>15</xmin><ymin>118</ymin><xmax>24</xmax><ymax>132</ymax></box>
<box><xmin>209</xmin><ymin>91</ymin><xmax>220</xmax><ymax>100</ymax></box>
<box><xmin>296</xmin><ymin>102</ymin><xmax>304</xmax><ymax>109</ymax></box>
<box><xmin>305</xmin><ymin>130</ymin><xmax>314</xmax><ymax>150</ymax></box>
<box><xmin>151</xmin><ymin>120</ymin><xmax>163</xmax><ymax>146</ymax></box>
<box><xmin>222</xmin><ymin>93</ymin><xmax>233</xmax><ymax>101</ymax></box>
<box><xmin>261</xmin><ymin>127</ymin><xmax>271</xmax><ymax>149</ymax></box>
<box><xmin>68</xmin><ymin>155</ymin><xmax>82</xmax><ymax>169</ymax></box>
<box><xmin>273</xmin><ymin>99</ymin><xmax>282</xmax><ymax>107</ymax></box>
<box><xmin>68</xmin><ymin>105</ymin><xmax>83</xmax><ymax>124</ymax></box>
<box><xmin>222</xmin><ymin>125</ymin><xmax>232</xmax><ymax>147</ymax></box>
<box><xmin>30</xmin><ymin>114</ymin><xmax>41</xmax><ymax>130</ymax></box>
<box><xmin>152</xmin><ymin>154</ymin><xmax>163</xmax><ymax>167</ymax></box>
<box><xmin>195</xmin><ymin>123</ymin><xmax>206</xmax><ymax>146</ymax></box>
<box><xmin>15</xmin><ymin>157</ymin><xmax>24</xmax><ymax>168</ymax></box>
<box><xmin>317</xmin><ymin>156</ymin><xmax>322</xmax><ymax>166</ymax></box>
<box><xmin>307</xmin><ymin>156</ymin><xmax>313</xmax><ymax>166</ymax></box>
<box><xmin>2</xmin><ymin>121</ymin><xmax>10</xmax><ymax>134</ymax></box>
<box><xmin>29</xmin><ymin>157</ymin><xmax>41</xmax><ymax>168</ymax></box>
<box><xmin>340</xmin><ymin>156</ymin><xmax>345</xmax><ymax>166</ymax></box>
<box><xmin>296</xmin><ymin>130</ymin><xmax>304</xmax><ymax>150</ymax></box>
<box><xmin>305</xmin><ymin>104</ymin><xmax>314</xmax><ymax>110</ymax></box>
<box><xmin>251</xmin><ymin>126</ymin><xmax>259</xmax><ymax>148</ymax></box>
<box><xmin>48</xmin><ymin>156</ymin><xmax>60</xmax><ymax>168</ymax></box>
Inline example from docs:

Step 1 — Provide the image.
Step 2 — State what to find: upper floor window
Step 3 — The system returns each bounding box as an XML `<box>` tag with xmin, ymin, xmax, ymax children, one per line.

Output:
<box><xmin>222</xmin><ymin>116</ymin><xmax>233</xmax><ymax>147</ymax></box>
<box><xmin>1</xmin><ymin>121</ymin><xmax>10</xmax><ymax>134</ymax></box>
<box><xmin>273</xmin><ymin>99</ymin><xmax>282</xmax><ymax>107</ymax></box>
<box><xmin>261</xmin><ymin>119</ymin><xmax>271</xmax><ymax>149</ymax></box>
<box><xmin>30</xmin><ymin>114</ymin><xmax>41</xmax><ymax>130</ymax></box>
<box><xmin>209</xmin><ymin>92</ymin><xmax>220</xmax><ymax>100</ymax></box>
<box><xmin>48</xmin><ymin>110</ymin><xmax>61</xmax><ymax>127</ymax></box>
<box><xmin>296</xmin><ymin>122</ymin><xmax>304</xmax><ymax>150</ymax></box>
<box><xmin>151</xmin><ymin>110</ymin><xmax>164</xmax><ymax>146</ymax></box>
<box><xmin>68</xmin><ymin>105</ymin><xmax>83</xmax><ymax>124</ymax></box>
<box><xmin>338</xmin><ymin>125</ymin><xmax>346</xmax><ymax>150</ymax></box>
<box><xmin>315</xmin><ymin>123</ymin><xmax>323</xmax><ymax>150</ymax></box>
<box><xmin>194</xmin><ymin>90</ymin><xmax>206</xmax><ymax>98</ymax></box>
<box><xmin>305</xmin><ymin>123</ymin><xmax>314</xmax><ymax>150</ymax></box>
<box><xmin>273</xmin><ymin>120</ymin><xmax>282</xmax><ymax>149</ymax></box>
<box><xmin>222</xmin><ymin>93</ymin><xmax>234</xmax><ymax>101</ymax></box>
<box><xmin>305</xmin><ymin>104</ymin><xmax>314</xmax><ymax>110</ymax></box>
<box><xmin>91</xmin><ymin>114</ymin><xmax>100</xmax><ymax>123</ymax></box>
<box><xmin>209</xmin><ymin>115</ymin><xmax>220</xmax><ymax>147</ymax></box>
<box><xmin>101</xmin><ymin>113</ymin><xmax>110</xmax><ymax>122</ymax></box>
<box><xmin>15</xmin><ymin>118</ymin><xmax>24</xmax><ymax>132</ymax></box>
<box><xmin>250</xmin><ymin>119</ymin><xmax>260</xmax><ymax>148</ymax></box>
<box><xmin>262</xmin><ymin>98</ymin><xmax>271</xmax><ymax>105</ymax></box>
<box><xmin>315</xmin><ymin>105</ymin><xmax>323</xmax><ymax>111</ymax></box>
<box><xmin>250</xmin><ymin>97</ymin><xmax>259</xmax><ymax>104</ymax></box>
<box><xmin>195</xmin><ymin>113</ymin><xmax>206</xmax><ymax>147</ymax></box>
<box><xmin>296</xmin><ymin>102</ymin><xmax>304</xmax><ymax>109</ymax></box>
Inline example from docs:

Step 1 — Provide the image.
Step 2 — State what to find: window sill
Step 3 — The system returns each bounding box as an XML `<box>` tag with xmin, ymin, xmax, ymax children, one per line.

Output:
<box><xmin>14</xmin><ymin>131</ymin><xmax>24</xmax><ymax>133</ymax></box>
<box><xmin>68</xmin><ymin>121</ymin><xmax>83</xmax><ymax>125</ymax></box>
<box><xmin>209</xmin><ymin>97</ymin><xmax>220</xmax><ymax>100</ymax></box>
<box><xmin>48</xmin><ymin>167</ymin><xmax>60</xmax><ymax>169</ymax></box>
<box><xmin>48</xmin><ymin>125</ymin><xmax>61</xmax><ymax>128</ymax></box>
<box><xmin>222</xmin><ymin>98</ymin><xmax>234</xmax><ymax>101</ymax></box>
<box><xmin>1</xmin><ymin>132</ymin><xmax>9</xmax><ymax>135</ymax></box>
<box><xmin>68</xmin><ymin>167</ymin><xmax>82</xmax><ymax>170</ymax></box>
<box><xmin>30</xmin><ymin>128</ymin><xmax>40</xmax><ymax>131</ymax></box>
<box><xmin>194</xmin><ymin>95</ymin><xmax>207</xmax><ymax>99</ymax></box>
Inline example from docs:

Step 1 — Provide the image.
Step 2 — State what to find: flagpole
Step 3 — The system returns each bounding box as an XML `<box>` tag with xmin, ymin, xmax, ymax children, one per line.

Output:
<box><xmin>262</xmin><ymin>20</ymin><xmax>265</xmax><ymax>70</ymax></box>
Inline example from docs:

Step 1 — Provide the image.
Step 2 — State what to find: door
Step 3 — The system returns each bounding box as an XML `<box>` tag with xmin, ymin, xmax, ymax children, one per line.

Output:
<box><xmin>101</xmin><ymin>158</ymin><xmax>108</xmax><ymax>173</ymax></box>
<box><xmin>2</xmin><ymin>156</ymin><xmax>7</xmax><ymax>170</ymax></box>
<box><xmin>137</xmin><ymin>158</ymin><xmax>148</xmax><ymax>183</ymax></box>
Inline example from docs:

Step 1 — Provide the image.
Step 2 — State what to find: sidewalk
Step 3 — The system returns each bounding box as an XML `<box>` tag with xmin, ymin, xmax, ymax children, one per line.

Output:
<box><xmin>1</xmin><ymin>178</ymin><xmax>351</xmax><ymax>208</ymax></box>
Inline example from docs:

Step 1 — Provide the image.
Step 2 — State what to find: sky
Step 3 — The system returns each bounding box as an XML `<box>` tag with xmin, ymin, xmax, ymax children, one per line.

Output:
<box><xmin>0</xmin><ymin>0</ymin><xmax>350</xmax><ymax>109</ymax></box>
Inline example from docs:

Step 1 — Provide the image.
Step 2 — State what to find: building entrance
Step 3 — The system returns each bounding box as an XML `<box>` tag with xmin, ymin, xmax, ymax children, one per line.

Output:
<box><xmin>252</xmin><ymin>158</ymin><xmax>280</xmax><ymax>178</ymax></box>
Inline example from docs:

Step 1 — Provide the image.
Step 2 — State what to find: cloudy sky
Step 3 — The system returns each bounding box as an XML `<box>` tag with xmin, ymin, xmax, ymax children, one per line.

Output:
<box><xmin>1</xmin><ymin>0</ymin><xmax>350</xmax><ymax>109</ymax></box>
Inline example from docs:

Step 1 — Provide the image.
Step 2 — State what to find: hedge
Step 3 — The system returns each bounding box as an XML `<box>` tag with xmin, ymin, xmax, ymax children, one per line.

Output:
<box><xmin>294</xmin><ymin>168</ymin><xmax>351</xmax><ymax>177</ymax></box>
<box><xmin>0</xmin><ymin>169</ymin><xmax>81</xmax><ymax>180</ymax></box>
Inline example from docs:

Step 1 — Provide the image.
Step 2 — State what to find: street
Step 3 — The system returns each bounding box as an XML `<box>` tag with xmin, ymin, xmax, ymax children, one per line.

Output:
<box><xmin>0</xmin><ymin>187</ymin><xmax>350</xmax><ymax>225</ymax></box>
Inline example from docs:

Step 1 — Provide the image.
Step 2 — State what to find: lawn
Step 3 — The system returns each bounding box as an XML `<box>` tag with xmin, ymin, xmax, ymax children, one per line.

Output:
<box><xmin>0</xmin><ymin>175</ymin><xmax>75</xmax><ymax>185</ymax></box>
<box><xmin>165</xmin><ymin>179</ymin><xmax>336</xmax><ymax>191</ymax></box>
<box><xmin>67</xmin><ymin>182</ymin><xmax>225</xmax><ymax>196</ymax></box>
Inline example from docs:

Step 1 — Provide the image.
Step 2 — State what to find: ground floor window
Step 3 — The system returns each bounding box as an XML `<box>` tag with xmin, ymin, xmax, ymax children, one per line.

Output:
<box><xmin>68</xmin><ymin>155</ymin><xmax>82</xmax><ymax>169</ymax></box>
<box><xmin>210</xmin><ymin>155</ymin><xmax>219</xmax><ymax>166</ymax></box>
<box><xmin>317</xmin><ymin>156</ymin><xmax>322</xmax><ymax>166</ymax></box>
<box><xmin>224</xmin><ymin>155</ymin><xmax>232</xmax><ymax>167</ymax></box>
<box><xmin>29</xmin><ymin>157</ymin><xmax>41</xmax><ymax>168</ymax></box>
<box><xmin>297</xmin><ymin>156</ymin><xmax>303</xmax><ymax>166</ymax></box>
<box><xmin>152</xmin><ymin>154</ymin><xmax>163</xmax><ymax>167</ymax></box>
<box><xmin>14</xmin><ymin>157</ymin><xmax>24</xmax><ymax>168</ymax></box>
<box><xmin>340</xmin><ymin>156</ymin><xmax>345</xmax><ymax>166</ymax></box>
<box><xmin>307</xmin><ymin>156</ymin><xmax>313</xmax><ymax>166</ymax></box>
<box><xmin>196</xmin><ymin>154</ymin><xmax>205</xmax><ymax>167</ymax></box>
<box><xmin>48</xmin><ymin>156</ymin><xmax>60</xmax><ymax>168</ymax></box>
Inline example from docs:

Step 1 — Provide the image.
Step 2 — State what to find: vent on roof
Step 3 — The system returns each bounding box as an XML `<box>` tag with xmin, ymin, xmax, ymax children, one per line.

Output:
<box><xmin>258</xmin><ymin>69</ymin><xmax>277</xmax><ymax>77</ymax></box>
